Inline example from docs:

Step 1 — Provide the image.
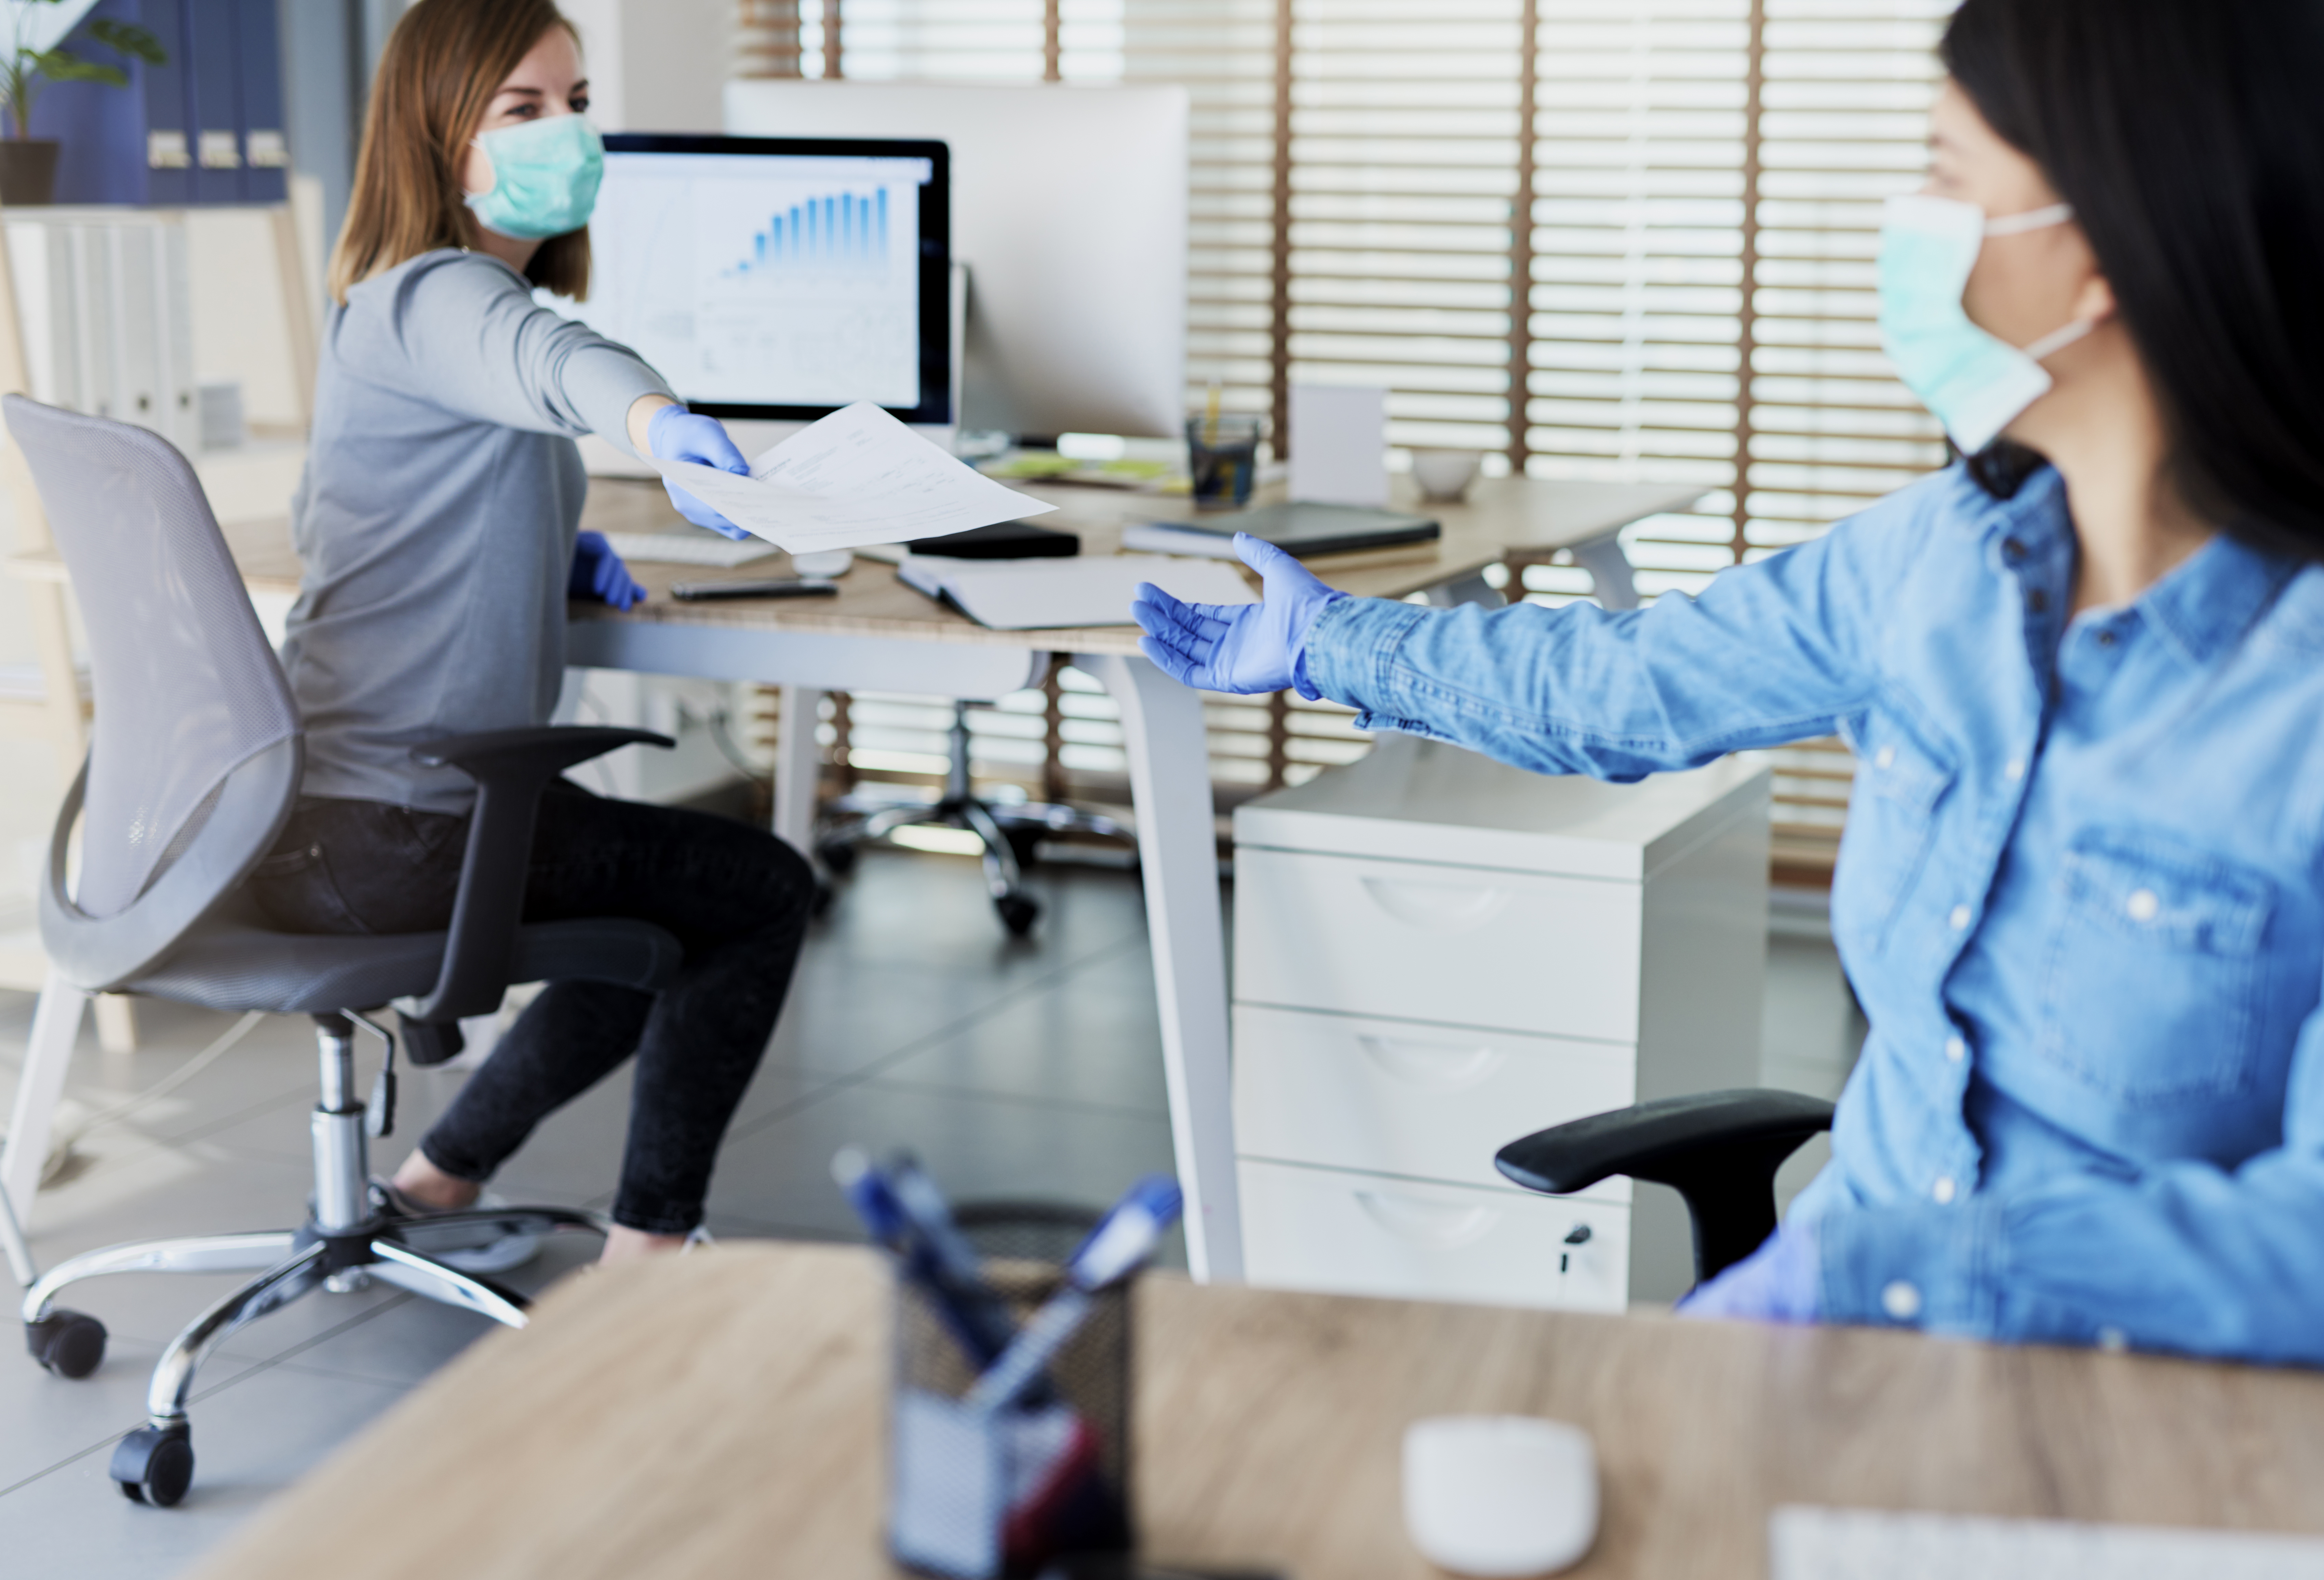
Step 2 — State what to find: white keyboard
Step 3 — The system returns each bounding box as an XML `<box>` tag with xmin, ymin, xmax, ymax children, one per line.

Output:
<box><xmin>598</xmin><ymin>531</ymin><xmax>777</xmax><ymax>568</ymax></box>
<box><xmin>1771</xmin><ymin>1505</ymin><xmax>2324</xmax><ymax>1580</ymax></box>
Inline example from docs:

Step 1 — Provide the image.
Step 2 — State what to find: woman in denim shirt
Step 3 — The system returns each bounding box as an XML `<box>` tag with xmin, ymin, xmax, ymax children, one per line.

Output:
<box><xmin>1136</xmin><ymin>0</ymin><xmax>2324</xmax><ymax>1363</ymax></box>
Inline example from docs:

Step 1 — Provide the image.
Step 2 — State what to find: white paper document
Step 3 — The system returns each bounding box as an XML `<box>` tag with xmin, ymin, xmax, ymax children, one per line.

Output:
<box><xmin>899</xmin><ymin>553</ymin><xmax>1259</xmax><ymax>631</ymax></box>
<box><xmin>652</xmin><ymin>402</ymin><xmax>1056</xmax><ymax>554</ymax></box>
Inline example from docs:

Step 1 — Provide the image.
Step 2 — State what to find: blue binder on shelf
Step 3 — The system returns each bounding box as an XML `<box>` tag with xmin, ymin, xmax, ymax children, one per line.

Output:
<box><xmin>186</xmin><ymin>0</ymin><xmax>243</xmax><ymax>203</ymax></box>
<box><xmin>37</xmin><ymin>0</ymin><xmax>285</xmax><ymax>206</ymax></box>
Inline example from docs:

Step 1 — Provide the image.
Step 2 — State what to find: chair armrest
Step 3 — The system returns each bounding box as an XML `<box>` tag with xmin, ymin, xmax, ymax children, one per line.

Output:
<box><xmin>398</xmin><ymin>726</ymin><xmax>671</xmax><ymax>1026</ymax></box>
<box><xmin>1495</xmin><ymin>1089</ymin><xmax>1835</xmax><ymax>1285</ymax></box>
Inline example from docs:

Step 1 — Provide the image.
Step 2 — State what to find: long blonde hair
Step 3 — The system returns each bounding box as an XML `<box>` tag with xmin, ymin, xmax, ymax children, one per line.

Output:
<box><xmin>327</xmin><ymin>0</ymin><xmax>590</xmax><ymax>304</ymax></box>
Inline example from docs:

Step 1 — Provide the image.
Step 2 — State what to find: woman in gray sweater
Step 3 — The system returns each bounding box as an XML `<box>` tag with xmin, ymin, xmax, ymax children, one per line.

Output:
<box><xmin>252</xmin><ymin>0</ymin><xmax>812</xmax><ymax>1264</ymax></box>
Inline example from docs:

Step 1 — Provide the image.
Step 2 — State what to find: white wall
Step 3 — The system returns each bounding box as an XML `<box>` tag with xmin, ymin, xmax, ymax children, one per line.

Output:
<box><xmin>562</xmin><ymin>0</ymin><xmax>731</xmax><ymax>134</ymax></box>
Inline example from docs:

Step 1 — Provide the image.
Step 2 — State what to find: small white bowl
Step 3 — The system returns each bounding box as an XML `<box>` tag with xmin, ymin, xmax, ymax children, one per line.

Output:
<box><xmin>791</xmin><ymin>549</ymin><xmax>854</xmax><ymax>578</ymax></box>
<box><xmin>1411</xmin><ymin>448</ymin><xmax>1483</xmax><ymax>503</ymax></box>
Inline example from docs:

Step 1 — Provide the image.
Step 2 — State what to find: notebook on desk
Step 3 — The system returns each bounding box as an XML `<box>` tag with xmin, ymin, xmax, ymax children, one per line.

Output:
<box><xmin>1123</xmin><ymin>501</ymin><xmax>1440</xmax><ymax>561</ymax></box>
<box><xmin>899</xmin><ymin>552</ymin><xmax>1256</xmax><ymax>631</ymax></box>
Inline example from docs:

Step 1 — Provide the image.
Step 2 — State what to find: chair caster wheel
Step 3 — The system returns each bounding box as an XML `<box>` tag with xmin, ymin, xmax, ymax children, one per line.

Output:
<box><xmin>26</xmin><ymin>1309</ymin><xmax>106</xmax><ymax>1379</ymax></box>
<box><xmin>112</xmin><ymin>1424</ymin><xmax>193</xmax><ymax>1507</ymax></box>
<box><xmin>815</xmin><ymin>840</ymin><xmax>858</xmax><ymax>878</ymax></box>
<box><xmin>996</xmin><ymin>893</ymin><xmax>1040</xmax><ymax>937</ymax></box>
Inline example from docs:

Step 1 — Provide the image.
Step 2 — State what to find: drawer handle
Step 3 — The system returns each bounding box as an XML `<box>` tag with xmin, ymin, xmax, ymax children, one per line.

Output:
<box><xmin>1357</xmin><ymin>876</ymin><xmax>1508</xmax><ymax>933</ymax></box>
<box><xmin>1356</xmin><ymin>1034</ymin><xmax>1505</xmax><ymax>1093</ymax></box>
<box><xmin>1354</xmin><ymin>1189</ymin><xmax>1498</xmax><ymax>1249</ymax></box>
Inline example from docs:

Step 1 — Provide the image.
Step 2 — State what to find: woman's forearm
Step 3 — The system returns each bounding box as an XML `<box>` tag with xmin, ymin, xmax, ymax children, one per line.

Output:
<box><xmin>626</xmin><ymin>393</ymin><xmax>677</xmax><ymax>459</ymax></box>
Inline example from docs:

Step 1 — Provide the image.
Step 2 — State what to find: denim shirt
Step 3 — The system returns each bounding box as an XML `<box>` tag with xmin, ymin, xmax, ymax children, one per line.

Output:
<box><xmin>1302</xmin><ymin>461</ymin><xmax>2324</xmax><ymax>1364</ymax></box>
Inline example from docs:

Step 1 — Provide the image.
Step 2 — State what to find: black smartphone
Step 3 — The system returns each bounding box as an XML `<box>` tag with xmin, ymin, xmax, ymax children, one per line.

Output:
<box><xmin>669</xmin><ymin>577</ymin><xmax>841</xmax><ymax>602</ymax></box>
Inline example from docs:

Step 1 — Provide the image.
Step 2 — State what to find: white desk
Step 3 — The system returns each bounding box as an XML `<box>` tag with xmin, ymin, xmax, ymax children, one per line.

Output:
<box><xmin>3</xmin><ymin>475</ymin><xmax>1700</xmax><ymax>1285</ymax></box>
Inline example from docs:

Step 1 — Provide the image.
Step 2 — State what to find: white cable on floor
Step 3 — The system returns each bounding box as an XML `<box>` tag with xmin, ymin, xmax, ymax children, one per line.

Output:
<box><xmin>30</xmin><ymin>1010</ymin><xmax>266</xmax><ymax>1187</ymax></box>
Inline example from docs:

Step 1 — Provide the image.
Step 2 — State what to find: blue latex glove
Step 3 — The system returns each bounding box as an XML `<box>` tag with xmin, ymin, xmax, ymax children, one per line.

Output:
<box><xmin>1130</xmin><ymin>533</ymin><xmax>1348</xmax><ymax>695</ymax></box>
<box><xmin>647</xmin><ymin>404</ymin><xmax>752</xmax><ymax>541</ymax></box>
<box><xmin>569</xmin><ymin>530</ymin><xmax>645</xmax><ymax>611</ymax></box>
<box><xmin>1675</xmin><ymin>1218</ymin><xmax>1823</xmax><ymax>1324</ymax></box>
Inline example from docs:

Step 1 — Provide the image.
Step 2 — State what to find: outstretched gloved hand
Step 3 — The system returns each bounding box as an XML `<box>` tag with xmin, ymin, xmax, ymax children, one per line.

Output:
<box><xmin>1130</xmin><ymin>533</ymin><xmax>1348</xmax><ymax>695</ymax></box>
<box><xmin>570</xmin><ymin>530</ymin><xmax>645</xmax><ymax>611</ymax></box>
<box><xmin>648</xmin><ymin>405</ymin><xmax>753</xmax><ymax>540</ymax></box>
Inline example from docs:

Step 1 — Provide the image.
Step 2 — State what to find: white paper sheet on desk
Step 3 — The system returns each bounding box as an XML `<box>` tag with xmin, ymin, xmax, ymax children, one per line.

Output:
<box><xmin>651</xmin><ymin>402</ymin><xmax>1055</xmax><ymax>554</ymax></box>
<box><xmin>900</xmin><ymin>552</ymin><xmax>1258</xmax><ymax>631</ymax></box>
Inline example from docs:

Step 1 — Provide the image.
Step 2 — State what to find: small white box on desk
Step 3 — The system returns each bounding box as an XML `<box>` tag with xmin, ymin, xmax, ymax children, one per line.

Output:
<box><xmin>1232</xmin><ymin>739</ymin><xmax>1771</xmax><ymax>1308</ymax></box>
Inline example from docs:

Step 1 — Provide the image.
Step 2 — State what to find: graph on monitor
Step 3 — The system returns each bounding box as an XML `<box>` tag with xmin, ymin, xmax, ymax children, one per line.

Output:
<box><xmin>567</xmin><ymin>149</ymin><xmax>931</xmax><ymax>411</ymax></box>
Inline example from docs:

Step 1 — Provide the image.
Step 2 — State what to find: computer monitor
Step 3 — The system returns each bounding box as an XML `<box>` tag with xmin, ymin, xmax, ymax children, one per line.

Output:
<box><xmin>724</xmin><ymin>81</ymin><xmax>1188</xmax><ymax>443</ymax></box>
<box><xmin>556</xmin><ymin>134</ymin><xmax>952</xmax><ymax>432</ymax></box>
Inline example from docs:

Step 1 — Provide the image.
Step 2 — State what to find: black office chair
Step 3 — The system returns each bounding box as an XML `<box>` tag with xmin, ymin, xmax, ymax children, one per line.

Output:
<box><xmin>1497</xmin><ymin>1089</ymin><xmax>1838</xmax><ymax>1286</ymax></box>
<box><xmin>815</xmin><ymin>695</ymin><xmax>1127</xmax><ymax>937</ymax></box>
<box><xmin>7</xmin><ymin>394</ymin><xmax>682</xmax><ymax>1507</ymax></box>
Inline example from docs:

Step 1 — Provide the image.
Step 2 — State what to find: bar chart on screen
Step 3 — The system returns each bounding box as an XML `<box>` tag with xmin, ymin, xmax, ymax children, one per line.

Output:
<box><xmin>726</xmin><ymin>189</ymin><xmax>892</xmax><ymax>281</ymax></box>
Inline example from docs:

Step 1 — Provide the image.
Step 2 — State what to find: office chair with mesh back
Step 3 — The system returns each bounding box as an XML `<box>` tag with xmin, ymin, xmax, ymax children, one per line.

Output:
<box><xmin>6</xmin><ymin>394</ymin><xmax>684</xmax><ymax>1508</ymax></box>
<box><xmin>1496</xmin><ymin>1089</ymin><xmax>1839</xmax><ymax>1287</ymax></box>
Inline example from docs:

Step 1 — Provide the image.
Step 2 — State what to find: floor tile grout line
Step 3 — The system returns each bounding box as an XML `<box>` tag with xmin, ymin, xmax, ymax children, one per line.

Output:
<box><xmin>725</xmin><ymin>930</ymin><xmax>1153</xmax><ymax>1143</ymax></box>
<box><xmin>849</xmin><ymin>1072</ymin><xmax>1170</xmax><ymax>1124</ymax></box>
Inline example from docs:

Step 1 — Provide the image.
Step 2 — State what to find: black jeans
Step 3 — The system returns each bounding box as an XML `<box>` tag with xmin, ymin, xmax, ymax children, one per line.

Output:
<box><xmin>246</xmin><ymin>785</ymin><xmax>814</xmax><ymax>1234</ymax></box>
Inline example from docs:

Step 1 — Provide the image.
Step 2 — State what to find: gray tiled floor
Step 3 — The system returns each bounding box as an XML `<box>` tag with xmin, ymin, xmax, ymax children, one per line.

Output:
<box><xmin>0</xmin><ymin>845</ymin><xmax>1860</xmax><ymax>1576</ymax></box>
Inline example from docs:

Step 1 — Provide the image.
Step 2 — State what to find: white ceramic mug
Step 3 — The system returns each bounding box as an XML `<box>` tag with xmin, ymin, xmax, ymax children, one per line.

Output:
<box><xmin>1411</xmin><ymin>448</ymin><xmax>1483</xmax><ymax>503</ymax></box>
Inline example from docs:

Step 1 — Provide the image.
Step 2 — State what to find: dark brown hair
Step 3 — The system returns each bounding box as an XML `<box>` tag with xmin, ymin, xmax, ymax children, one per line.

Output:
<box><xmin>1943</xmin><ymin>0</ymin><xmax>2324</xmax><ymax>556</ymax></box>
<box><xmin>328</xmin><ymin>0</ymin><xmax>588</xmax><ymax>304</ymax></box>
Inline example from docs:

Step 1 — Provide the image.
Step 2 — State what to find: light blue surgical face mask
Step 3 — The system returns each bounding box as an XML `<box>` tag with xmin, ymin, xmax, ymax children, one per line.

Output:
<box><xmin>466</xmin><ymin>113</ymin><xmax>603</xmax><ymax>241</ymax></box>
<box><xmin>1878</xmin><ymin>192</ymin><xmax>2092</xmax><ymax>455</ymax></box>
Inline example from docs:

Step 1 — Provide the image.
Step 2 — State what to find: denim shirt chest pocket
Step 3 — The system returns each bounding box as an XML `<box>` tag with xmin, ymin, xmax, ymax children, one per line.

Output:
<box><xmin>2039</xmin><ymin>828</ymin><xmax>2276</xmax><ymax>1104</ymax></box>
<box><xmin>1831</xmin><ymin>713</ymin><xmax>1956</xmax><ymax>955</ymax></box>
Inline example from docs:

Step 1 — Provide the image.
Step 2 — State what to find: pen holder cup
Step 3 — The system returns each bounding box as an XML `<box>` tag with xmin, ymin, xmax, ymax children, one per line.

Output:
<box><xmin>889</xmin><ymin>1205</ymin><xmax>1136</xmax><ymax>1580</ymax></box>
<box><xmin>1186</xmin><ymin>414</ymin><xmax>1264</xmax><ymax>511</ymax></box>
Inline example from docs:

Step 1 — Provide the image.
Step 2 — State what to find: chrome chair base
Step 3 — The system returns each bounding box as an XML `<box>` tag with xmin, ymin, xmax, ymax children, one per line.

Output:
<box><xmin>815</xmin><ymin>702</ymin><xmax>1132</xmax><ymax>938</ymax></box>
<box><xmin>18</xmin><ymin>1014</ymin><xmax>608</xmax><ymax>1507</ymax></box>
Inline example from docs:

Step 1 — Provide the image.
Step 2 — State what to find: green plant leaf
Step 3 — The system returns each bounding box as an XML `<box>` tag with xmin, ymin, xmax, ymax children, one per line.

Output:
<box><xmin>86</xmin><ymin>20</ymin><xmax>166</xmax><ymax>66</ymax></box>
<box><xmin>30</xmin><ymin>50</ymin><xmax>127</xmax><ymax>89</ymax></box>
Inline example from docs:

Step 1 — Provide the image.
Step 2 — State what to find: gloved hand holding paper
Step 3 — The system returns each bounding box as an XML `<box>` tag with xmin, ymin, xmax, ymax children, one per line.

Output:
<box><xmin>650</xmin><ymin>401</ymin><xmax>1055</xmax><ymax>555</ymax></box>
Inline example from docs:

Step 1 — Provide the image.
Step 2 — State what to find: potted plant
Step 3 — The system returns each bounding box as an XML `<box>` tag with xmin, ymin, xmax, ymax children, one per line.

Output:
<box><xmin>0</xmin><ymin>0</ymin><xmax>164</xmax><ymax>205</ymax></box>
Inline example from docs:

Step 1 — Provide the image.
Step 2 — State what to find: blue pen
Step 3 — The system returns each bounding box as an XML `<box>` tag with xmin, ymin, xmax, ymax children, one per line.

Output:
<box><xmin>831</xmin><ymin>1147</ymin><xmax>1020</xmax><ymax>1366</ymax></box>
<box><xmin>963</xmin><ymin>1175</ymin><xmax>1182</xmax><ymax>1414</ymax></box>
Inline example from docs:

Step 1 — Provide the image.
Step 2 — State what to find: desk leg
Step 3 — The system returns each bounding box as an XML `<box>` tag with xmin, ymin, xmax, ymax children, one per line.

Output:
<box><xmin>773</xmin><ymin>685</ymin><xmax>823</xmax><ymax>854</ymax></box>
<box><xmin>1076</xmin><ymin>653</ymin><xmax>1240</xmax><ymax>1283</ymax></box>
<box><xmin>3</xmin><ymin>970</ymin><xmax>85</xmax><ymax>1242</ymax></box>
<box><xmin>1569</xmin><ymin>532</ymin><xmax>1642</xmax><ymax>612</ymax></box>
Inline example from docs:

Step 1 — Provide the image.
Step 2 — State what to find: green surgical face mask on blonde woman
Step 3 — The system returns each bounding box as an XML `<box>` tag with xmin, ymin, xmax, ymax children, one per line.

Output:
<box><xmin>465</xmin><ymin>112</ymin><xmax>603</xmax><ymax>240</ymax></box>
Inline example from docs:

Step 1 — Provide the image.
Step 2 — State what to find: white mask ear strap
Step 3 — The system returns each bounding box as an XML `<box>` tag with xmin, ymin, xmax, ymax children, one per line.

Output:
<box><xmin>2021</xmin><ymin>315</ymin><xmax>2095</xmax><ymax>362</ymax></box>
<box><xmin>1984</xmin><ymin>202</ymin><xmax>2075</xmax><ymax>237</ymax></box>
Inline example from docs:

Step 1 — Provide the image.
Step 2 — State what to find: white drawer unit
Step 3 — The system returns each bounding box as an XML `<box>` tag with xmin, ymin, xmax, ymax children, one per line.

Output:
<box><xmin>1238</xmin><ymin>1160</ymin><xmax>1633</xmax><ymax>1313</ymax></box>
<box><xmin>1232</xmin><ymin>739</ymin><xmax>1772</xmax><ymax>1308</ymax></box>
<box><xmin>1235</xmin><ymin>850</ymin><xmax>1644</xmax><ymax>1042</ymax></box>
<box><xmin>1234</xmin><ymin>1004</ymin><xmax>1636</xmax><ymax>1194</ymax></box>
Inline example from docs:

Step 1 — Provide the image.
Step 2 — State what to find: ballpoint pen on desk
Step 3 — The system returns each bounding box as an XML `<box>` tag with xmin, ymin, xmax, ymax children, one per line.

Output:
<box><xmin>965</xmin><ymin>1175</ymin><xmax>1183</xmax><ymax>1415</ymax></box>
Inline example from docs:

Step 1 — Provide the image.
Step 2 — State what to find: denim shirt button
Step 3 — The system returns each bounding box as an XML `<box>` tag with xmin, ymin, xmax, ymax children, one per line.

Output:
<box><xmin>1881</xmin><ymin>1281</ymin><xmax>1923</xmax><ymax>1320</ymax></box>
<box><xmin>2003</xmin><ymin>758</ymin><xmax>2025</xmax><ymax>782</ymax></box>
<box><xmin>1944</xmin><ymin>1036</ymin><xmax>1966</xmax><ymax>1063</ymax></box>
<box><xmin>1932</xmin><ymin>1175</ymin><xmax>1957</xmax><ymax>1205</ymax></box>
<box><xmin>2125</xmin><ymin>888</ymin><xmax>2160</xmax><ymax>923</ymax></box>
<box><xmin>1874</xmin><ymin>745</ymin><xmax>1897</xmax><ymax>770</ymax></box>
<box><xmin>1949</xmin><ymin>905</ymin><xmax>1972</xmax><ymax>930</ymax></box>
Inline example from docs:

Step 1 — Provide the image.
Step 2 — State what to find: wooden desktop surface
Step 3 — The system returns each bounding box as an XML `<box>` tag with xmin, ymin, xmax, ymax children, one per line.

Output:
<box><xmin>16</xmin><ymin>474</ymin><xmax>1694</xmax><ymax>651</ymax></box>
<box><xmin>188</xmin><ymin>1242</ymin><xmax>2324</xmax><ymax>1580</ymax></box>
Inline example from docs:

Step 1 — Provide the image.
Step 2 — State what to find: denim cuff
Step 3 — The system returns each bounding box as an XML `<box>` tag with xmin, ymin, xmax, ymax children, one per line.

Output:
<box><xmin>1301</xmin><ymin>594</ymin><xmax>1437</xmax><ymax>718</ymax></box>
<box><xmin>1818</xmin><ymin>1198</ymin><xmax>2004</xmax><ymax>1336</ymax></box>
